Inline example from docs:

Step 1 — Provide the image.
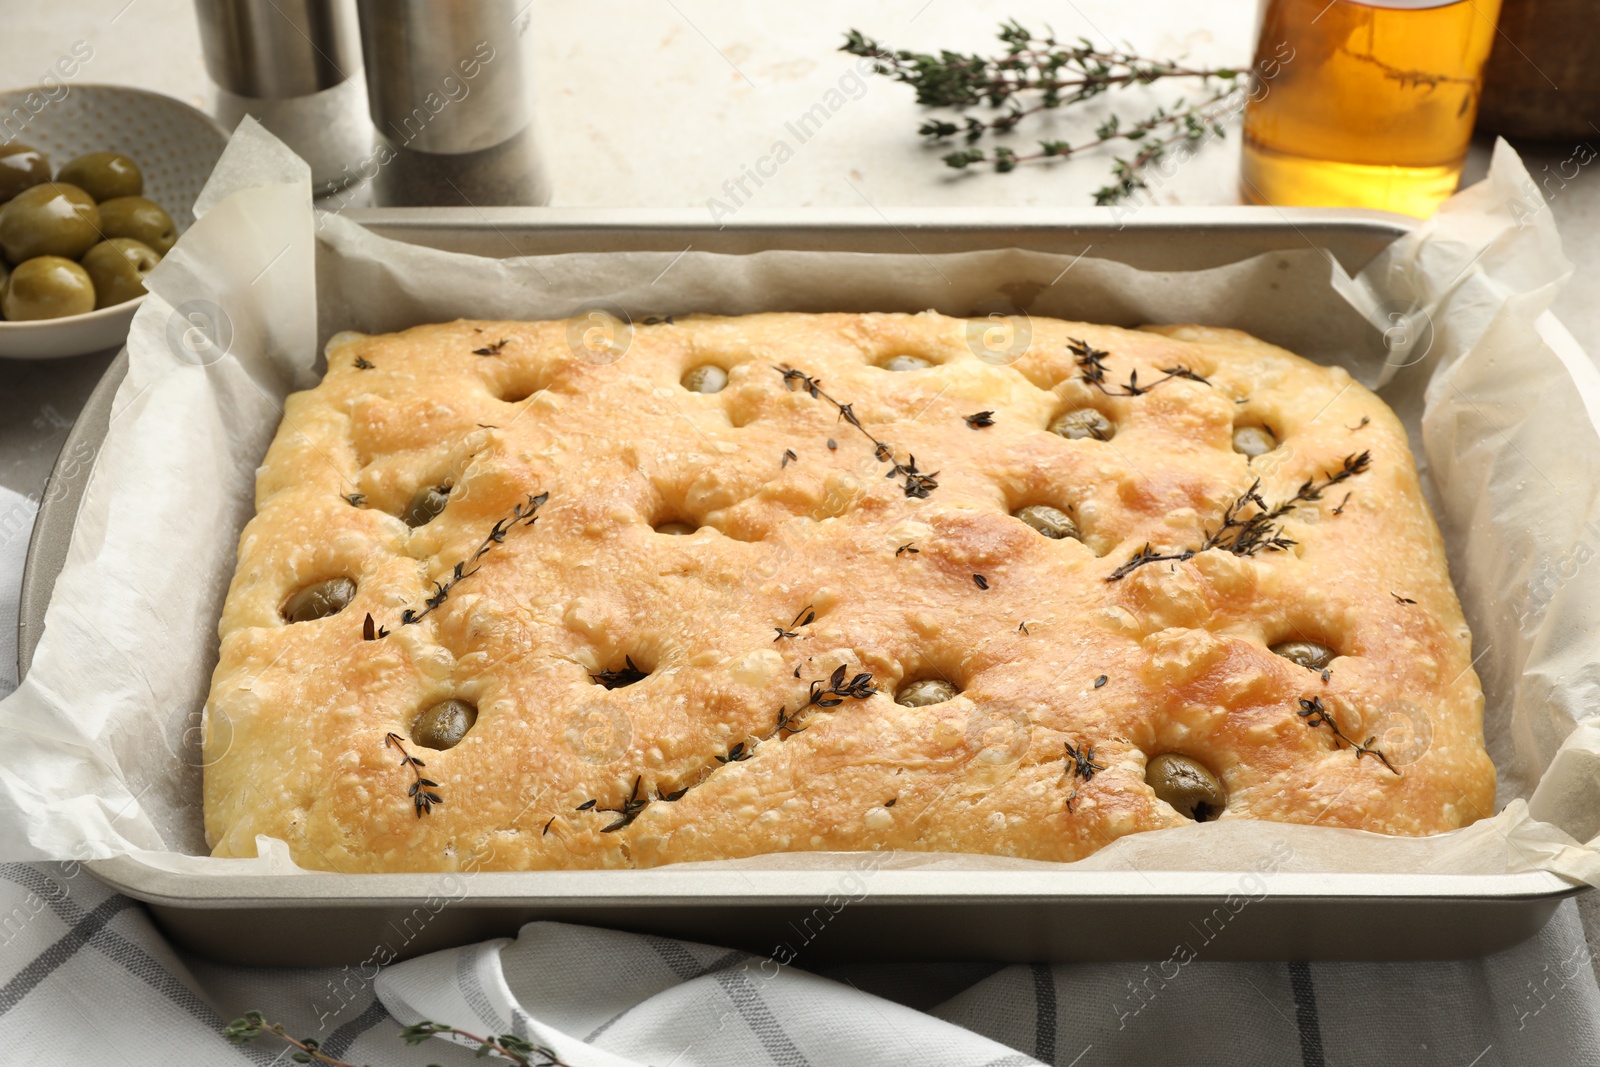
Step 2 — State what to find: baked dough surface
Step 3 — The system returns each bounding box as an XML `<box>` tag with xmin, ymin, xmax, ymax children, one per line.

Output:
<box><xmin>203</xmin><ymin>312</ymin><xmax>1494</xmax><ymax>873</ymax></box>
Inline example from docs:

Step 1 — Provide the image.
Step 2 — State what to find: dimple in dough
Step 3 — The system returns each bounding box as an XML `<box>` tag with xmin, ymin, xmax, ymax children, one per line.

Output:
<box><xmin>202</xmin><ymin>312</ymin><xmax>1495</xmax><ymax>873</ymax></box>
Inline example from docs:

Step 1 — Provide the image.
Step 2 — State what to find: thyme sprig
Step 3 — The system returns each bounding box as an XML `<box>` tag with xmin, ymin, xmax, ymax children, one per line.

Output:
<box><xmin>581</xmin><ymin>775</ymin><xmax>650</xmax><ymax>833</ymax></box>
<box><xmin>400</xmin><ymin>1022</ymin><xmax>571</xmax><ymax>1066</ymax></box>
<box><xmin>1106</xmin><ymin>452</ymin><xmax>1372</xmax><ymax>581</ymax></box>
<box><xmin>384</xmin><ymin>732</ymin><xmax>441</xmax><ymax>816</ymax></box>
<box><xmin>779</xmin><ymin>365</ymin><xmax>939</xmax><ymax>498</ymax></box>
<box><xmin>591</xmin><ymin>655</ymin><xmax>647</xmax><ymax>689</ymax></box>
<box><xmin>224</xmin><ymin>1012</ymin><xmax>352</xmax><ymax>1065</ymax></box>
<box><xmin>222</xmin><ymin>1010</ymin><xmax>575</xmax><ymax>1066</ymax></box>
<box><xmin>574</xmin><ymin>666</ymin><xmax>877</xmax><ymax>831</ymax></box>
<box><xmin>770</xmin><ymin>664</ymin><xmax>879</xmax><ymax>739</ymax></box>
<box><xmin>398</xmin><ymin>491</ymin><xmax>548</xmax><ymax>625</ymax></box>
<box><xmin>1297</xmin><ymin>697</ymin><xmax>1399</xmax><ymax>775</ymax></box>
<box><xmin>1064</xmin><ymin>740</ymin><xmax>1105</xmax><ymax>781</ymax></box>
<box><xmin>842</xmin><ymin>22</ymin><xmax>1243</xmax><ymax>204</ymax></box>
<box><xmin>1070</xmin><ymin>337</ymin><xmax>1209</xmax><ymax>395</ymax></box>
<box><xmin>803</xmin><ymin>663</ymin><xmax>879</xmax><ymax>708</ymax></box>
<box><xmin>1062</xmin><ymin>739</ymin><xmax>1105</xmax><ymax>812</ymax></box>
<box><xmin>473</xmin><ymin>338</ymin><xmax>508</xmax><ymax>356</ymax></box>
<box><xmin>774</xmin><ymin>605</ymin><xmax>817</xmax><ymax>641</ymax></box>
<box><xmin>1204</xmin><ymin>451</ymin><xmax>1371</xmax><ymax>555</ymax></box>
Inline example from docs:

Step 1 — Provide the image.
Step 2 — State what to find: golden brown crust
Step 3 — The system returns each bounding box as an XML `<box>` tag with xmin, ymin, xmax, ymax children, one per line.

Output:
<box><xmin>202</xmin><ymin>312</ymin><xmax>1494</xmax><ymax>873</ymax></box>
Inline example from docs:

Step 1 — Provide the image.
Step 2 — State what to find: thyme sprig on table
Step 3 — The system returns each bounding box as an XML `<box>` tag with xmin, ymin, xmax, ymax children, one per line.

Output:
<box><xmin>385</xmin><ymin>732</ymin><xmax>441</xmax><ymax>816</ymax></box>
<box><xmin>1298</xmin><ymin>697</ymin><xmax>1399</xmax><ymax>775</ymax></box>
<box><xmin>1107</xmin><ymin>452</ymin><xmax>1372</xmax><ymax>581</ymax></box>
<box><xmin>225</xmin><ymin>1010</ymin><xmax>574</xmax><ymax>1066</ymax></box>
<box><xmin>842</xmin><ymin>21</ymin><xmax>1243</xmax><ymax>203</ymax></box>
<box><xmin>396</xmin><ymin>491</ymin><xmax>548</xmax><ymax>626</ymax></box>
<box><xmin>779</xmin><ymin>365</ymin><xmax>939</xmax><ymax>498</ymax></box>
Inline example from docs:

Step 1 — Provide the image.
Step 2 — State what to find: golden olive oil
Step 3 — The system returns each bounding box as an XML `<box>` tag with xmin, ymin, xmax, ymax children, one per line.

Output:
<box><xmin>1241</xmin><ymin>0</ymin><xmax>1502</xmax><ymax>217</ymax></box>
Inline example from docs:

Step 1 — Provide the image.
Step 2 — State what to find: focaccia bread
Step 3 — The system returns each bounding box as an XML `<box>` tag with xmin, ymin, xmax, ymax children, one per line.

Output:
<box><xmin>203</xmin><ymin>311</ymin><xmax>1495</xmax><ymax>873</ymax></box>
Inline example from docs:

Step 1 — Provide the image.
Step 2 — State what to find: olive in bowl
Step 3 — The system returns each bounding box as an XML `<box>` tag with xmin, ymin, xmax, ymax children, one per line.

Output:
<box><xmin>80</xmin><ymin>238</ymin><xmax>161</xmax><ymax>309</ymax></box>
<box><xmin>0</xmin><ymin>142</ymin><xmax>52</xmax><ymax>202</ymax></box>
<box><xmin>96</xmin><ymin>196</ymin><xmax>177</xmax><ymax>255</ymax></box>
<box><xmin>56</xmin><ymin>151</ymin><xmax>142</xmax><ymax>202</ymax></box>
<box><xmin>1</xmin><ymin>256</ymin><xmax>97</xmax><ymax>321</ymax></box>
<box><xmin>0</xmin><ymin>183</ymin><xmax>102</xmax><ymax>262</ymax></box>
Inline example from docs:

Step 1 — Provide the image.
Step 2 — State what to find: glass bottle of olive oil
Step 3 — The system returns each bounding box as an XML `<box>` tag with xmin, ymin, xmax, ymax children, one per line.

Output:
<box><xmin>1241</xmin><ymin>0</ymin><xmax>1502</xmax><ymax>217</ymax></box>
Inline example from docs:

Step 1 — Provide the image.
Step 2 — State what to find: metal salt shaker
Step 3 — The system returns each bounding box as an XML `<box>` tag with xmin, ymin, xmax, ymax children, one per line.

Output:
<box><xmin>354</xmin><ymin>0</ymin><xmax>550</xmax><ymax>206</ymax></box>
<box><xmin>193</xmin><ymin>0</ymin><xmax>374</xmax><ymax>194</ymax></box>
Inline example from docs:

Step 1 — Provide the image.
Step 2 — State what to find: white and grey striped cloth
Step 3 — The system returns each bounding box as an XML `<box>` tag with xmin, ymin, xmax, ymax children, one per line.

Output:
<box><xmin>3</xmin><ymin>486</ymin><xmax>1600</xmax><ymax>1067</ymax></box>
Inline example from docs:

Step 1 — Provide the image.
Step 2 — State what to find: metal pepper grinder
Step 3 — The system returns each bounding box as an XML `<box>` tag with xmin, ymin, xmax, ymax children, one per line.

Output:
<box><xmin>354</xmin><ymin>0</ymin><xmax>550</xmax><ymax>206</ymax></box>
<box><xmin>193</xmin><ymin>0</ymin><xmax>374</xmax><ymax>194</ymax></box>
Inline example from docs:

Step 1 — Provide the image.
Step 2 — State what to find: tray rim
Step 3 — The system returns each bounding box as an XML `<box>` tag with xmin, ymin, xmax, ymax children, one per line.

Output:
<box><xmin>85</xmin><ymin>853</ymin><xmax>1575</xmax><ymax>909</ymax></box>
<box><xmin>13</xmin><ymin>204</ymin><xmax>1580</xmax><ymax>914</ymax></box>
<box><xmin>331</xmin><ymin>203</ymin><xmax>1423</xmax><ymax>274</ymax></box>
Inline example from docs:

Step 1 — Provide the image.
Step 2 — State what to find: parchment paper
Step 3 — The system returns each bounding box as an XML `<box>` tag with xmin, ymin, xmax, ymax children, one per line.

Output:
<box><xmin>3</xmin><ymin>119</ymin><xmax>1597</xmax><ymax>885</ymax></box>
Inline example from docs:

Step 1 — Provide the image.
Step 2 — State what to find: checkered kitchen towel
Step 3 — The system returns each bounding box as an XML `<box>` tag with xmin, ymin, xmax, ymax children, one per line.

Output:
<box><xmin>3</xmin><ymin>483</ymin><xmax>1600</xmax><ymax>1067</ymax></box>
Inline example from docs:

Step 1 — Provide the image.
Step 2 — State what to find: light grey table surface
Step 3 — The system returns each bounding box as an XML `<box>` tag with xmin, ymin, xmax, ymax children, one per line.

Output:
<box><xmin>2</xmin><ymin>0</ymin><xmax>1597</xmax><ymax>979</ymax></box>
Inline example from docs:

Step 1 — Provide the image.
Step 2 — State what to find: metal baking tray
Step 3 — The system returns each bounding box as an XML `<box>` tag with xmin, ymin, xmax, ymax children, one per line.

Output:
<box><xmin>19</xmin><ymin>207</ymin><xmax>1581</xmax><ymax>965</ymax></box>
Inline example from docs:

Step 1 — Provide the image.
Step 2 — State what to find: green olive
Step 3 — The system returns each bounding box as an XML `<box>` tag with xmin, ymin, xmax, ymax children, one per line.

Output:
<box><xmin>0</xmin><ymin>183</ymin><xmax>102</xmax><ymax>262</ymax></box>
<box><xmin>96</xmin><ymin>195</ymin><xmax>176</xmax><ymax>255</ymax></box>
<box><xmin>401</xmin><ymin>485</ymin><xmax>450</xmax><ymax>528</ymax></box>
<box><xmin>1233</xmin><ymin>425</ymin><xmax>1277</xmax><ymax>458</ymax></box>
<box><xmin>411</xmin><ymin>698</ymin><xmax>478</xmax><ymax>750</ymax></box>
<box><xmin>80</xmin><ymin>238</ymin><xmax>160</xmax><ymax>309</ymax></box>
<box><xmin>681</xmin><ymin>365</ymin><xmax>727</xmax><ymax>393</ymax></box>
<box><xmin>1015</xmin><ymin>504</ymin><xmax>1078</xmax><ymax>540</ymax></box>
<box><xmin>655</xmin><ymin>521</ymin><xmax>696</xmax><ymax>535</ymax></box>
<box><xmin>1271</xmin><ymin>640</ymin><xmax>1336</xmax><ymax>671</ymax></box>
<box><xmin>56</xmin><ymin>152</ymin><xmax>143</xmax><ymax>202</ymax></box>
<box><xmin>1145</xmin><ymin>753</ymin><xmax>1226</xmax><ymax>821</ymax></box>
<box><xmin>1</xmin><ymin>256</ymin><xmax>95</xmax><ymax>321</ymax></box>
<box><xmin>281</xmin><ymin>577</ymin><xmax>356</xmax><ymax>623</ymax></box>
<box><xmin>0</xmin><ymin>143</ymin><xmax>52</xmax><ymax>203</ymax></box>
<box><xmin>883</xmin><ymin>355</ymin><xmax>932</xmax><ymax>372</ymax></box>
<box><xmin>896</xmin><ymin>679</ymin><xmax>958</xmax><ymax>707</ymax></box>
<box><xmin>1050</xmin><ymin>408</ymin><xmax>1114</xmax><ymax>441</ymax></box>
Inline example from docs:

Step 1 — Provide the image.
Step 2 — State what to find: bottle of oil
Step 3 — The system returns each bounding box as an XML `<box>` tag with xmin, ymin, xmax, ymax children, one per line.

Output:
<box><xmin>1240</xmin><ymin>0</ymin><xmax>1502</xmax><ymax>217</ymax></box>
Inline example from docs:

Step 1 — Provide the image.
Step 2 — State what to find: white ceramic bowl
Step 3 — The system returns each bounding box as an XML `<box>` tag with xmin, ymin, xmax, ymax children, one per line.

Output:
<box><xmin>0</xmin><ymin>84</ymin><xmax>228</xmax><ymax>360</ymax></box>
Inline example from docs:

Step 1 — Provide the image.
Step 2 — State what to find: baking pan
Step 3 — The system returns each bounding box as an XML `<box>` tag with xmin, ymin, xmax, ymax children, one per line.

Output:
<box><xmin>19</xmin><ymin>207</ymin><xmax>1581</xmax><ymax>966</ymax></box>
